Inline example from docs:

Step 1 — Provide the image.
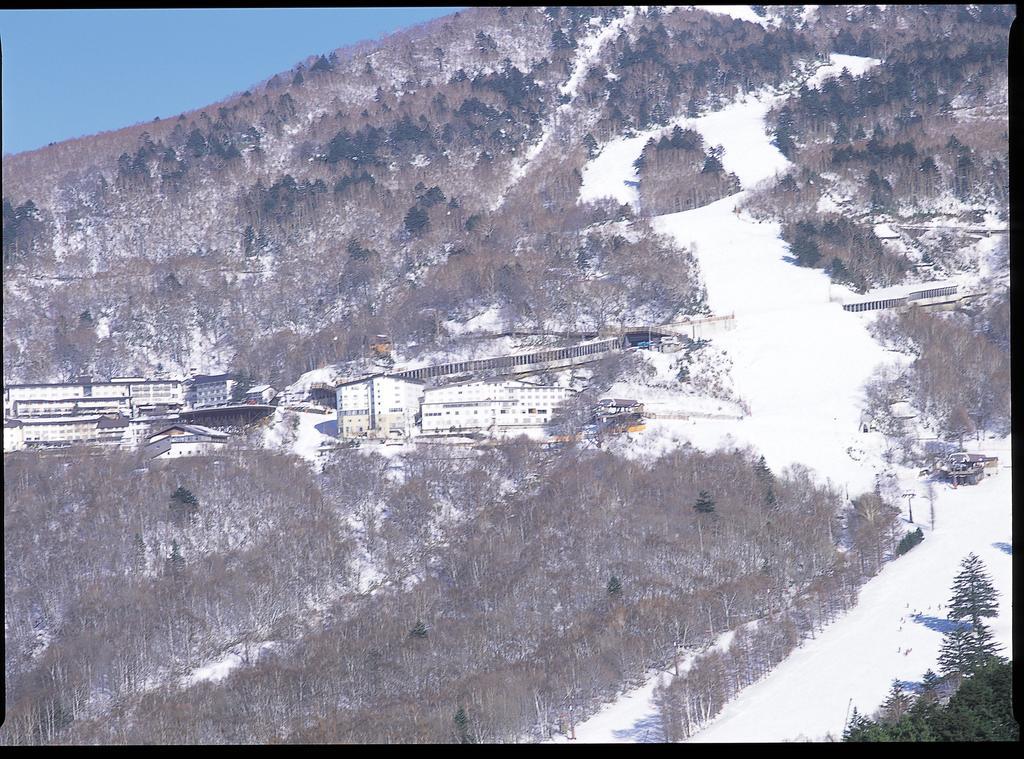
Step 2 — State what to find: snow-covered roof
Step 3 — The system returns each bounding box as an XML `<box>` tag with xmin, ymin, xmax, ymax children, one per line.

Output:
<box><xmin>888</xmin><ymin>401</ymin><xmax>918</xmax><ymax>419</ymax></box>
<box><xmin>147</xmin><ymin>423</ymin><xmax>229</xmax><ymax>441</ymax></box>
<box><xmin>873</xmin><ymin>223</ymin><xmax>900</xmax><ymax>239</ymax></box>
<box><xmin>188</xmin><ymin>373</ymin><xmax>234</xmax><ymax>385</ymax></box>
<box><xmin>96</xmin><ymin>415</ymin><xmax>130</xmax><ymax>428</ymax></box>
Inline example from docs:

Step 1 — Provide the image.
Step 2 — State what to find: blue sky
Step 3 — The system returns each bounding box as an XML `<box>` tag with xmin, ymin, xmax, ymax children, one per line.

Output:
<box><xmin>0</xmin><ymin>8</ymin><xmax>459</xmax><ymax>156</ymax></box>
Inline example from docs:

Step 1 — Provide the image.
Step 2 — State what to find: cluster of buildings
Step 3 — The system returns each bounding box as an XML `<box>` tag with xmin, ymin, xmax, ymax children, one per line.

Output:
<box><xmin>335</xmin><ymin>375</ymin><xmax>577</xmax><ymax>440</ymax></box>
<box><xmin>3</xmin><ymin>371</ymin><xmax>273</xmax><ymax>458</ymax></box>
<box><xmin>926</xmin><ymin>452</ymin><xmax>999</xmax><ymax>487</ymax></box>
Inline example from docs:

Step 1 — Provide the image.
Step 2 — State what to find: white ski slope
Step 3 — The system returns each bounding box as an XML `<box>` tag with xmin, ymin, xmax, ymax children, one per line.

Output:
<box><xmin>579</xmin><ymin>94</ymin><xmax>788</xmax><ymax>208</ymax></box>
<box><xmin>563</xmin><ymin>73</ymin><xmax>1012</xmax><ymax>743</ymax></box>
<box><xmin>578</xmin><ymin>55</ymin><xmax>880</xmax><ymax>209</ymax></box>
<box><xmin>692</xmin><ymin>454</ymin><xmax>1012</xmax><ymax>742</ymax></box>
<box><xmin>642</xmin><ymin>87</ymin><xmax>888</xmax><ymax>496</ymax></box>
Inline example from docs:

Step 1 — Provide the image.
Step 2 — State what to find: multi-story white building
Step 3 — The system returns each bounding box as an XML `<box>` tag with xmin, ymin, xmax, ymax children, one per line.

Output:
<box><xmin>421</xmin><ymin>380</ymin><xmax>575</xmax><ymax>435</ymax></box>
<box><xmin>4</xmin><ymin>418</ymin><xmax>25</xmax><ymax>453</ymax></box>
<box><xmin>4</xmin><ymin>377</ymin><xmax>186</xmax><ymax>416</ymax></box>
<box><xmin>127</xmin><ymin>413</ymin><xmax>182</xmax><ymax>448</ymax></box>
<box><xmin>185</xmin><ymin>373</ymin><xmax>237</xmax><ymax>409</ymax></box>
<box><xmin>9</xmin><ymin>394</ymin><xmax>132</xmax><ymax>418</ymax></box>
<box><xmin>244</xmin><ymin>384</ymin><xmax>277</xmax><ymax>404</ymax></box>
<box><xmin>14</xmin><ymin>414</ymin><xmax>131</xmax><ymax>448</ymax></box>
<box><xmin>111</xmin><ymin>377</ymin><xmax>185</xmax><ymax>414</ymax></box>
<box><xmin>4</xmin><ymin>378</ymin><xmax>131</xmax><ymax>417</ymax></box>
<box><xmin>336</xmin><ymin>375</ymin><xmax>425</xmax><ymax>439</ymax></box>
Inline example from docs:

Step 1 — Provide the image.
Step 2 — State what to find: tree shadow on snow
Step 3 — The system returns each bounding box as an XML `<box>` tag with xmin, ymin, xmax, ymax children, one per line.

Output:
<box><xmin>315</xmin><ymin>419</ymin><xmax>338</xmax><ymax>436</ymax></box>
<box><xmin>911</xmin><ymin>614</ymin><xmax>962</xmax><ymax>634</ymax></box>
<box><xmin>612</xmin><ymin>712</ymin><xmax>664</xmax><ymax>743</ymax></box>
<box><xmin>993</xmin><ymin>541</ymin><xmax>1012</xmax><ymax>555</ymax></box>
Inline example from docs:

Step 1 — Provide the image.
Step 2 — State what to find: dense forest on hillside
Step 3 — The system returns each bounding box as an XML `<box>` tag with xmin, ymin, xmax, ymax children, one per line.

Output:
<box><xmin>3</xmin><ymin>434</ymin><xmax>903</xmax><ymax>744</ymax></box>
<box><xmin>748</xmin><ymin>4</ymin><xmax>1009</xmax><ymax>290</ymax></box>
<box><xmin>864</xmin><ymin>280</ymin><xmax>1011</xmax><ymax>463</ymax></box>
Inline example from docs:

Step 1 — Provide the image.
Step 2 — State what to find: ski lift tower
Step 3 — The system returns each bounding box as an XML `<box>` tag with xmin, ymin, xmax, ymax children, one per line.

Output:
<box><xmin>902</xmin><ymin>491</ymin><xmax>915</xmax><ymax>524</ymax></box>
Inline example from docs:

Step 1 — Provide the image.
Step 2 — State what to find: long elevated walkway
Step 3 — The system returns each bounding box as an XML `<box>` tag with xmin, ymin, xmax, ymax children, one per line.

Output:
<box><xmin>841</xmin><ymin>285</ymin><xmax>985</xmax><ymax>314</ymax></box>
<box><xmin>391</xmin><ymin>336</ymin><xmax>625</xmax><ymax>381</ymax></box>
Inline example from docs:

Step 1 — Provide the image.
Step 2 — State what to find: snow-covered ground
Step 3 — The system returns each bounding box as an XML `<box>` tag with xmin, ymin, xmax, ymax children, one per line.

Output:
<box><xmin>636</xmin><ymin>88</ymin><xmax>891</xmax><ymax>496</ymax></box>
<box><xmin>553</xmin><ymin>625</ymin><xmax>750</xmax><ymax>743</ymax></box>
<box><xmin>804</xmin><ymin>53</ymin><xmax>881</xmax><ymax>89</ymax></box>
<box><xmin>691</xmin><ymin>5</ymin><xmax>773</xmax><ymax>28</ymax></box>
<box><xmin>264</xmin><ymin>407</ymin><xmax>336</xmax><ymax>463</ymax></box>
<box><xmin>563</xmin><ymin>64</ymin><xmax>1012</xmax><ymax>743</ymax></box>
<box><xmin>578</xmin><ymin>92</ymin><xmax>791</xmax><ymax>208</ymax></box>
<box><xmin>182</xmin><ymin>641</ymin><xmax>278</xmax><ymax>687</ymax></box>
<box><xmin>579</xmin><ymin>54</ymin><xmax>878</xmax><ymax>209</ymax></box>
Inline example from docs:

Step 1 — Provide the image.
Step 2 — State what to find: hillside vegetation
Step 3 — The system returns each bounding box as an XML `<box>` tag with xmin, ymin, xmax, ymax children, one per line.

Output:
<box><xmin>6</xmin><ymin>6</ymin><xmax>1008</xmax><ymax>386</ymax></box>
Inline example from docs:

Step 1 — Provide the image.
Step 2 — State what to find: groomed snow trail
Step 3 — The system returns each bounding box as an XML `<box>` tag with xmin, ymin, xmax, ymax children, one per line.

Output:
<box><xmin>563</xmin><ymin>76</ymin><xmax>1012</xmax><ymax>742</ymax></box>
<box><xmin>691</xmin><ymin>457</ymin><xmax>1012</xmax><ymax>742</ymax></box>
<box><xmin>645</xmin><ymin>88</ymin><xmax>888</xmax><ymax>496</ymax></box>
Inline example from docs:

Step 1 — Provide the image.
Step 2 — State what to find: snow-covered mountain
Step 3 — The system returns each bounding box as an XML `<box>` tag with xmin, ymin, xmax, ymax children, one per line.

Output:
<box><xmin>2</xmin><ymin>4</ymin><xmax>1012</xmax><ymax>746</ymax></box>
<box><xmin>3</xmin><ymin>5</ymin><xmax>1010</xmax><ymax>387</ymax></box>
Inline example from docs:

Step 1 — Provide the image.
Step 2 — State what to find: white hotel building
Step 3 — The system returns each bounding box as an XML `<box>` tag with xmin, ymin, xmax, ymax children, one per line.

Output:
<box><xmin>4</xmin><ymin>379</ymin><xmax>132</xmax><ymax>418</ymax></box>
<box><xmin>336</xmin><ymin>375</ymin><xmax>425</xmax><ymax>440</ymax></box>
<box><xmin>4</xmin><ymin>376</ymin><xmax>187</xmax><ymax>418</ymax></box>
<box><xmin>112</xmin><ymin>377</ymin><xmax>186</xmax><ymax>413</ymax></box>
<box><xmin>421</xmin><ymin>379</ymin><xmax>575</xmax><ymax>435</ymax></box>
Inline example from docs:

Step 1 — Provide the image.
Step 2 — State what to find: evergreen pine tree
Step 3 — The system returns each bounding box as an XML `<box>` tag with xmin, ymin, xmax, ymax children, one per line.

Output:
<box><xmin>842</xmin><ymin>706</ymin><xmax>860</xmax><ymax>740</ymax></box>
<box><xmin>919</xmin><ymin>669</ymin><xmax>943</xmax><ymax>703</ymax></box>
<box><xmin>607</xmin><ymin>575</ymin><xmax>622</xmax><ymax>596</ymax></box>
<box><xmin>404</xmin><ymin>206</ymin><xmax>431</xmax><ymax>237</ymax></box>
<box><xmin>935</xmin><ymin>657</ymin><xmax>1017</xmax><ymax>741</ymax></box>
<box><xmin>947</xmin><ymin>553</ymin><xmax>999</xmax><ymax>628</ymax></box>
<box><xmin>878</xmin><ymin>679</ymin><xmax>913</xmax><ymax>723</ymax></box>
<box><xmin>694</xmin><ymin>491</ymin><xmax>715</xmax><ymax>514</ymax></box>
<box><xmin>843</xmin><ymin>707</ymin><xmax>879</xmax><ymax>741</ymax></box>
<box><xmin>969</xmin><ymin>621</ymin><xmax>1003</xmax><ymax>664</ymax></box>
<box><xmin>410</xmin><ymin>620</ymin><xmax>428</xmax><ymax>639</ymax></box>
<box><xmin>169</xmin><ymin>486</ymin><xmax>200</xmax><ymax>523</ymax></box>
<box><xmin>166</xmin><ymin>540</ymin><xmax>185</xmax><ymax>577</ymax></box>
<box><xmin>693</xmin><ymin>491</ymin><xmax>715</xmax><ymax>553</ymax></box>
<box><xmin>937</xmin><ymin>623</ymin><xmax>976</xmax><ymax>678</ymax></box>
<box><xmin>131</xmin><ymin>532</ymin><xmax>147</xmax><ymax>573</ymax></box>
<box><xmin>757</xmin><ymin>458</ymin><xmax>778</xmax><ymax>508</ymax></box>
<box><xmin>454</xmin><ymin>706</ymin><xmax>472</xmax><ymax>743</ymax></box>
